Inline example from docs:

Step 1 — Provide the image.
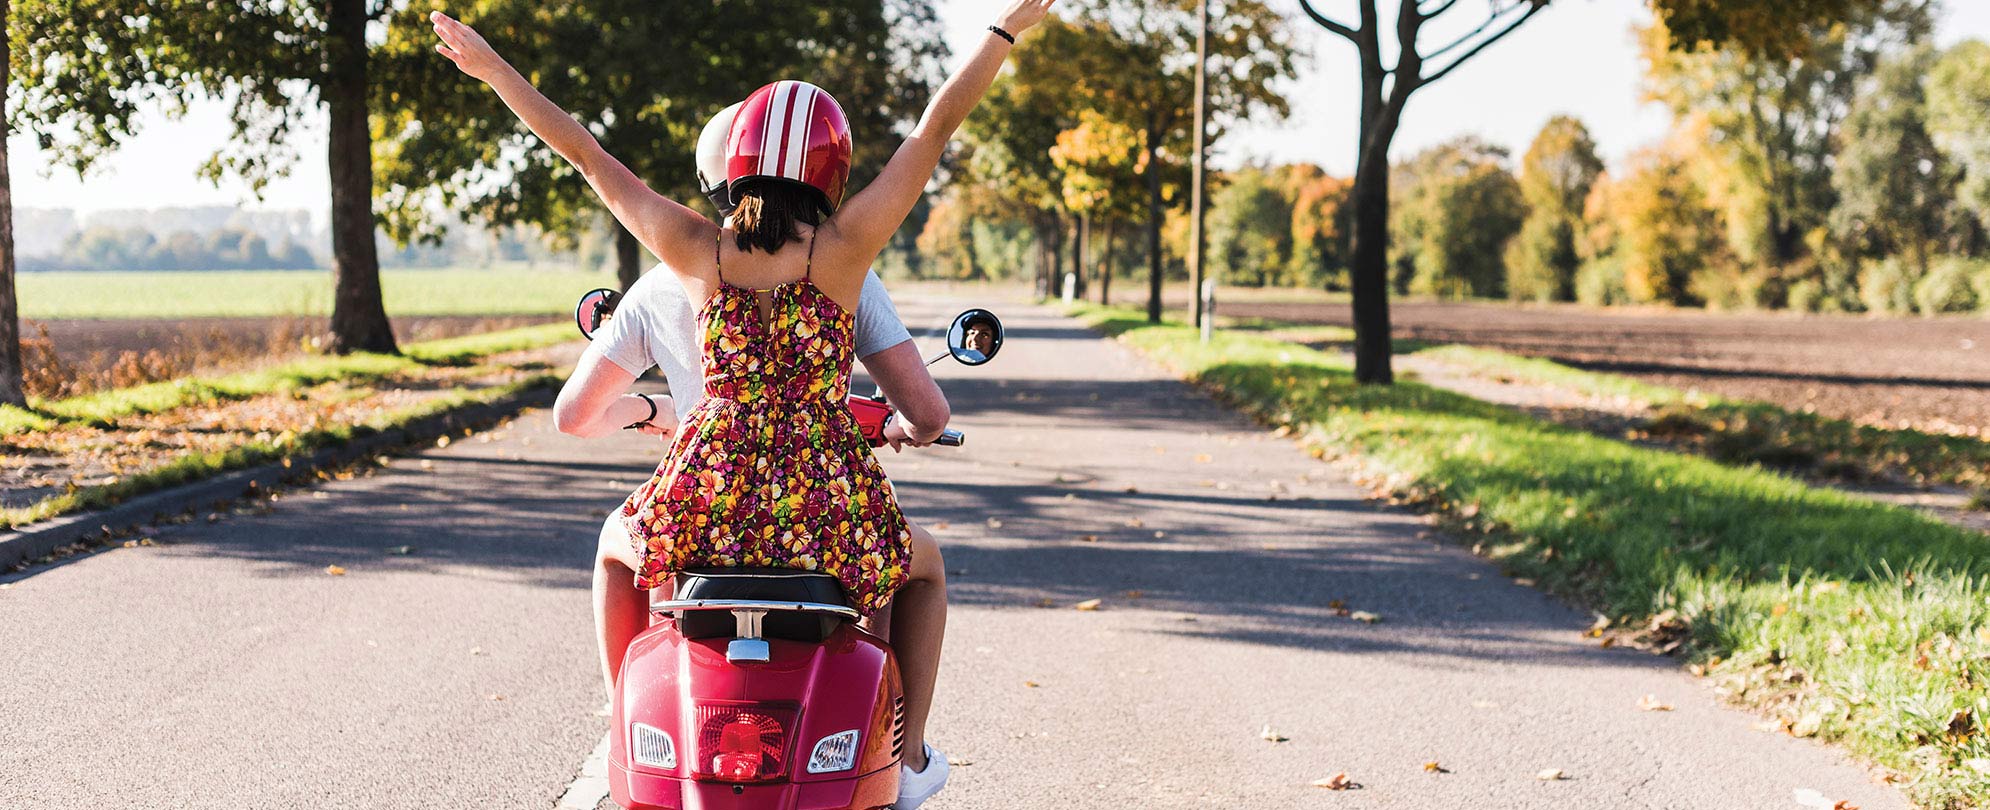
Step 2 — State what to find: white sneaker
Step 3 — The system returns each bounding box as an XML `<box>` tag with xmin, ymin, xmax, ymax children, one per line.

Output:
<box><xmin>895</xmin><ymin>744</ymin><xmax>950</xmax><ymax>809</ymax></box>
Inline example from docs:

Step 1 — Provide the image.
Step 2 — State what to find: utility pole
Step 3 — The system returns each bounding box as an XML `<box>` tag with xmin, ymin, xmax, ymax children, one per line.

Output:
<box><xmin>1187</xmin><ymin>0</ymin><xmax>1211</xmax><ymax>332</ymax></box>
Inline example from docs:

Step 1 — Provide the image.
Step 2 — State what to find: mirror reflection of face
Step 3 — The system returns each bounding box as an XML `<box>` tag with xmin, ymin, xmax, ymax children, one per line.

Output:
<box><xmin>963</xmin><ymin>322</ymin><xmax>996</xmax><ymax>356</ymax></box>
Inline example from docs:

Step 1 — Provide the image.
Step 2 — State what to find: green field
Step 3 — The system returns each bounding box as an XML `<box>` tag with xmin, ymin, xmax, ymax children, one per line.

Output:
<box><xmin>16</xmin><ymin>267</ymin><xmax>621</xmax><ymax>319</ymax></box>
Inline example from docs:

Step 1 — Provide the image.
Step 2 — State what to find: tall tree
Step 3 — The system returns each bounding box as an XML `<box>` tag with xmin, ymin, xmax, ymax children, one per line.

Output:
<box><xmin>1300</xmin><ymin>0</ymin><xmax>1902</xmax><ymax>382</ymax></box>
<box><xmin>0</xmin><ymin>0</ymin><xmax>23</xmax><ymax>407</ymax></box>
<box><xmin>1050</xmin><ymin>109</ymin><xmax>1144</xmax><ymax>300</ymax></box>
<box><xmin>1832</xmin><ymin>44</ymin><xmax>1959</xmax><ymax>277</ymax></box>
<box><xmin>1282</xmin><ymin>164</ymin><xmax>1351</xmax><ymax>289</ymax></box>
<box><xmin>1081</xmin><ymin>0</ymin><xmax>1295</xmax><ymax>323</ymax></box>
<box><xmin>1506</xmin><ymin>115</ymin><xmax>1602</xmax><ymax>302</ymax></box>
<box><xmin>1389</xmin><ymin>137</ymin><xmax>1524</xmax><ymax>299</ymax></box>
<box><xmin>1640</xmin><ymin>1</ymin><xmax>1930</xmax><ymax>274</ymax></box>
<box><xmin>375</xmin><ymin>0</ymin><xmax>945</xmax><ymax>291</ymax></box>
<box><xmin>1298</xmin><ymin>0</ymin><xmax>1550</xmax><ymax>383</ymax></box>
<box><xmin>1207</xmin><ymin>166</ymin><xmax>1294</xmax><ymax>287</ymax></box>
<box><xmin>1927</xmin><ymin>39</ymin><xmax>1990</xmax><ymax>239</ymax></box>
<box><xmin>16</xmin><ymin>0</ymin><xmax>400</xmax><ymax>354</ymax></box>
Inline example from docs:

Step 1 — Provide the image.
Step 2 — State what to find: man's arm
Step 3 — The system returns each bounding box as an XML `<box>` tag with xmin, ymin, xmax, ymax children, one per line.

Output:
<box><xmin>862</xmin><ymin>340</ymin><xmax>950</xmax><ymax>446</ymax></box>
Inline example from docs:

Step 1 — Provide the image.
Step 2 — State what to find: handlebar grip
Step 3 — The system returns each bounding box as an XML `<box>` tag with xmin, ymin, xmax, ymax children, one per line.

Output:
<box><xmin>934</xmin><ymin>429</ymin><xmax>965</xmax><ymax>447</ymax></box>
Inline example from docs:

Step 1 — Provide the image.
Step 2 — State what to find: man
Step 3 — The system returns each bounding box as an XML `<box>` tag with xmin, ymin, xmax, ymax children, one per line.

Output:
<box><xmin>551</xmin><ymin>103</ymin><xmax>954</xmax><ymax>808</ymax></box>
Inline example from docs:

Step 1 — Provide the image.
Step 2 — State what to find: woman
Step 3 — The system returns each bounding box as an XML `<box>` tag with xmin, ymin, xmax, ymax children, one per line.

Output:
<box><xmin>428</xmin><ymin>2</ymin><xmax>1057</xmax><ymax>806</ymax></box>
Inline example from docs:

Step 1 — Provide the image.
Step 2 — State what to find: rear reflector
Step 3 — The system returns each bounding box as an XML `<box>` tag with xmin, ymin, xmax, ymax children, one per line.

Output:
<box><xmin>693</xmin><ymin>703</ymin><xmax>797</xmax><ymax>782</ymax></box>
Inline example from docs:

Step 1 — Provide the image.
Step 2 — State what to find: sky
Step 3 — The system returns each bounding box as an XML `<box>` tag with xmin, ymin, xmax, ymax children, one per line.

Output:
<box><xmin>10</xmin><ymin>0</ymin><xmax>1990</xmax><ymax>223</ymax></box>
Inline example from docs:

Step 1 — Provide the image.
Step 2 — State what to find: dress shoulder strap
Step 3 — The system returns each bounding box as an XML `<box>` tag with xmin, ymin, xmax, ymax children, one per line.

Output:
<box><xmin>804</xmin><ymin>228</ymin><xmax>817</xmax><ymax>281</ymax></box>
<box><xmin>714</xmin><ymin>228</ymin><xmax>726</xmax><ymax>286</ymax></box>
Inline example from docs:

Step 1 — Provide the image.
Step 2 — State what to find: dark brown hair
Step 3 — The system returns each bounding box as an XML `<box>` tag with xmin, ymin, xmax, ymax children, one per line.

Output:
<box><xmin>730</xmin><ymin>180</ymin><xmax>829</xmax><ymax>254</ymax></box>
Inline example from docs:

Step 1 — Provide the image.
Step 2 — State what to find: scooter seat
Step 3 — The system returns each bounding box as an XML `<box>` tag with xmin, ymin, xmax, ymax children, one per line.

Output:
<box><xmin>671</xmin><ymin>568</ymin><xmax>852</xmax><ymax>642</ymax></box>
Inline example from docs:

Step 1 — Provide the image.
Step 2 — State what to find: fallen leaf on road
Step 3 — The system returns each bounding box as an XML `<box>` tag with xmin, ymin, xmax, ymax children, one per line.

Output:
<box><xmin>1834</xmin><ymin>803</ymin><xmax>1860</xmax><ymax>810</ymax></box>
<box><xmin>1349</xmin><ymin>610</ymin><xmax>1381</xmax><ymax>623</ymax></box>
<box><xmin>1636</xmin><ymin>694</ymin><xmax>1673</xmax><ymax>712</ymax></box>
<box><xmin>947</xmin><ymin>756</ymin><xmax>974</xmax><ymax>766</ymax></box>
<box><xmin>986</xmin><ymin>518</ymin><xmax>1003</xmax><ymax>529</ymax></box>
<box><xmin>1423</xmin><ymin>761</ymin><xmax>1448</xmax><ymax>773</ymax></box>
<box><xmin>1034</xmin><ymin>598</ymin><xmax>1057</xmax><ymax>608</ymax></box>
<box><xmin>1074</xmin><ymin>599</ymin><xmax>1102</xmax><ymax>611</ymax></box>
<box><xmin>1078</xmin><ymin>535</ymin><xmax>1099</xmax><ymax>543</ymax></box>
<box><xmin>1122</xmin><ymin>590</ymin><xmax>1145</xmax><ymax>599</ymax></box>
<box><xmin>1514</xmin><ymin>578</ymin><xmax>1538</xmax><ymax>587</ymax></box>
<box><xmin>435</xmin><ymin>435</ymin><xmax>451</xmax><ymax>448</ymax></box>
<box><xmin>1194</xmin><ymin>453</ymin><xmax>1212</xmax><ymax>463</ymax></box>
<box><xmin>1327</xmin><ymin>599</ymin><xmax>1347</xmax><ymax>610</ymax></box>
<box><xmin>325</xmin><ymin>565</ymin><xmax>347</xmax><ymax>576</ymax></box>
<box><xmin>932</xmin><ymin>521</ymin><xmax>950</xmax><ymax>530</ymax></box>
<box><xmin>1123</xmin><ymin>486</ymin><xmax>1139</xmax><ymax>494</ymax></box>
<box><xmin>1536</xmin><ymin>768</ymin><xmax>1566</xmax><ymax>781</ymax></box>
<box><xmin>487</xmin><ymin>693</ymin><xmax>505</xmax><ymax>701</ymax></box>
<box><xmin>470</xmin><ymin>647</ymin><xmax>485</xmax><ymax>656</ymax></box>
<box><xmin>1311</xmin><ymin>773</ymin><xmax>1355</xmax><ymax>790</ymax></box>
<box><xmin>1024</xmin><ymin>681</ymin><xmax>1040</xmax><ymax>688</ymax></box>
<box><xmin>1259</xmin><ymin>724</ymin><xmax>1289</xmax><ymax>743</ymax></box>
<box><xmin>386</xmin><ymin>546</ymin><xmax>415</xmax><ymax>555</ymax></box>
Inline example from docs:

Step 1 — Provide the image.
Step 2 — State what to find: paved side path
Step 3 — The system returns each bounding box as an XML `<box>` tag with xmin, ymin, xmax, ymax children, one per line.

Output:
<box><xmin>0</xmin><ymin>296</ymin><xmax>1906</xmax><ymax>809</ymax></box>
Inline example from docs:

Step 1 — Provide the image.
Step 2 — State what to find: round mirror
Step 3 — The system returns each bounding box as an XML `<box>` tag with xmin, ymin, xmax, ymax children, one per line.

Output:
<box><xmin>946</xmin><ymin>309</ymin><xmax>1004</xmax><ymax>366</ymax></box>
<box><xmin>575</xmin><ymin>288</ymin><xmax>622</xmax><ymax>340</ymax></box>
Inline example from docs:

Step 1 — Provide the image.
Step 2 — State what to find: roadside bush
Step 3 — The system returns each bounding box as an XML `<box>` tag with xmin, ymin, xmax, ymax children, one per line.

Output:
<box><xmin>1574</xmin><ymin>255</ymin><xmax>1628</xmax><ymax>306</ymax></box>
<box><xmin>1858</xmin><ymin>257</ymin><xmax>1921</xmax><ymax>315</ymax></box>
<box><xmin>1973</xmin><ymin>265</ymin><xmax>1990</xmax><ymax>314</ymax></box>
<box><xmin>1915</xmin><ymin>257</ymin><xmax>1983</xmax><ymax>315</ymax></box>
<box><xmin>1786</xmin><ymin>279</ymin><xmax>1828</xmax><ymax>313</ymax></box>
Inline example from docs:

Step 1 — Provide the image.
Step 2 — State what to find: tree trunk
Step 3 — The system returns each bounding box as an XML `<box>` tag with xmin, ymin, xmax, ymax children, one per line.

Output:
<box><xmin>0</xmin><ymin>0</ymin><xmax>24</xmax><ymax>408</ymax></box>
<box><xmin>1098</xmin><ymin>219</ymin><xmax>1116</xmax><ymax>306</ymax></box>
<box><xmin>1069</xmin><ymin>215</ymin><xmax>1085</xmax><ymax>299</ymax></box>
<box><xmin>325</xmin><ymin>0</ymin><xmax>396</xmax><ymax>355</ymax></box>
<box><xmin>1145</xmin><ymin>125</ymin><xmax>1164</xmax><ymax>324</ymax></box>
<box><xmin>615</xmin><ymin>223</ymin><xmax>641</xmax><ymax>291</ymax></box>
<box><xmin>1348</xmin><ymin>123</ymin><xmax>1397</xmax><ymax>384</ymax></box>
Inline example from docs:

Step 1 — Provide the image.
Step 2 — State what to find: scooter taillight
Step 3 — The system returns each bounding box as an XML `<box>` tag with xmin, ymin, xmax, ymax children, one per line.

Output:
<box><xmin>693</xmin><ymin>703</ymin><xmax>796</xmax><ymax>783</ymax></box>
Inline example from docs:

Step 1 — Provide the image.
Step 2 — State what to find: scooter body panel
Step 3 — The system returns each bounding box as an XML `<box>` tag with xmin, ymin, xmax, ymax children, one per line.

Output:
<box><xmin>608</xmin><ymin>617</ymin><xmax>903</xmax><ymax>810</ymax></box>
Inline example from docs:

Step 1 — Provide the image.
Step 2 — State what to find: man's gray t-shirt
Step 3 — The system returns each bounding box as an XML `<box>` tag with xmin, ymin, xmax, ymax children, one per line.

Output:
<box><xmin>593</xmin><ymin>267</ymin><xmax>911</xmax><ymax>419</ymax></box>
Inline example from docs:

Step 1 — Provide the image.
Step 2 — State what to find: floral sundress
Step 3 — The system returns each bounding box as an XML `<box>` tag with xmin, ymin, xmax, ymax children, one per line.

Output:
<box><xmin>619</xmin><ymin>232</ymin><xmax>910</xmax><ymax>616</ymax></box>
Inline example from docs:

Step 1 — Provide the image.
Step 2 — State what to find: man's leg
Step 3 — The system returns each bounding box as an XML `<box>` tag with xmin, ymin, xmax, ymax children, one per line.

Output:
<box><xmin>892</xmin><ymin>522</ymin><xmax>947</xmax><ymax>771</ymax></box>
<box><xmin>594</xmin><ymin>512</ymin><xmax>651</xmax><ymax>699</ymax></box>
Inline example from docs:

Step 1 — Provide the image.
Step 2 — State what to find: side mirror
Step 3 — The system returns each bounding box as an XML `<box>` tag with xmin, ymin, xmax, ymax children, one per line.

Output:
<box><xmin>945</xmin><ymin>309</ymin><xmax>1004</xmax><ymax>366</ymax></box>
<box><xmin>575</xmin><ymin>288</ymin><xmax>622</xmax><ymax>340</ymax></box>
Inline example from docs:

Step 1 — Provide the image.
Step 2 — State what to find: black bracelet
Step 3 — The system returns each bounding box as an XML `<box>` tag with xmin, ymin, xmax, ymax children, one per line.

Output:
<box><xmin>988</xmin><ymin>24</ymin><xmax>1015</xmax><ymax>44</ymax></box>
<box><xmin>625</xmin><ymin>393</ymin><xmax>658</xmax><ymax>430</ymax></box>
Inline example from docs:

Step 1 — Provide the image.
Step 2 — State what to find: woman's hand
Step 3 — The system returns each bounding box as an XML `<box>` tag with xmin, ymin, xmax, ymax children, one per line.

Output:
<box><xmin>880</xmin><ymin>423</ymin><xmax>933</xmax><ymax>454</ymax></box>
<box><xmin>430</xmin><ymin>11</ymin><xmax>514</xmax><ymax>85</ymax></box>
<box><xmin>995</xmin><ymin>0</ymin><xmax>1057</xmax><ymax>35</ymax></box>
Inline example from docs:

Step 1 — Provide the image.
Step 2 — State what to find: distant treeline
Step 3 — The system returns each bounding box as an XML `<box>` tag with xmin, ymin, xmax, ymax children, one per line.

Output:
<box><xmin>22</xmin><ymin>226</ymin><xmax>322</xmax><ymax>272</ymax></box>
<box><xmin>915</xmin><ymin>3</ymin><xmax>1990</xmax><ymax>316</ymax></box>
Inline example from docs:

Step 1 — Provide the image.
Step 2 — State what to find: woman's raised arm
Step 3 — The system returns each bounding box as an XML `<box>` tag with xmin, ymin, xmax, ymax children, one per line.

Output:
<box><xmin>429</xmin><ymin>11</ymin><xmax>711</xmax><ymax>274</ymax></box>
<box><xmin>825</xmin><ymin>0</ymin><xmax>1058</xmax><ymax>262</ymax></box>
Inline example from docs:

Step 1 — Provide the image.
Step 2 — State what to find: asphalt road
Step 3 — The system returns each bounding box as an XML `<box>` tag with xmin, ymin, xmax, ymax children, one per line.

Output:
<box><xmin>0</xmin><ymin>293</ymin><xmax>1907</xmax><ymax>809</ymax></box>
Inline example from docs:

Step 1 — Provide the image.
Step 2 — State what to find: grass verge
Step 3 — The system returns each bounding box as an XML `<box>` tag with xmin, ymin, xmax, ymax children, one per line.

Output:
<box><xmin>0</xmin><ymin>323</ymin><xmax>574</xmax><ymax>434</ymax></box>
<box><xmin>1071</xmin><ymin>303</ymin><xmax>1990</xmax><ymax>807</ymax></box>
<box><xmin>1414</xmin><ymin>344</ymin><xmax>1990</xmax><ymax>492</ymax></box>
<box><xmin>1</xmin><ymin>376</ymin><xmax>556</xmax><ymax>530</ymax></box>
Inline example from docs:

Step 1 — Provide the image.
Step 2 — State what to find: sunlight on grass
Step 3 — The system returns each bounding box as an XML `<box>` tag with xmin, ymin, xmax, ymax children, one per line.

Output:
<box><xmin>5</xmin><ymin>323</ymin><xmax>575</xmax><ymax>434</ymax></box>
<box><xmin>1070</xmin><ymin>302</ymin><xmax>1990</xmax><ymax>807</ymax></box>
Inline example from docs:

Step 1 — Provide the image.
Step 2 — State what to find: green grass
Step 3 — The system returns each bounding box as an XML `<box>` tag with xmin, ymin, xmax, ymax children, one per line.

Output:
<box><xmin>1071</xmin><ymin>303</ymin><xmax>1990</xmax><ymax>807</ymax></box>
<box><xmin>17</xmin><ymin>267</ymin><xmax>617</xmax><ymax>319</ymax></box>
<box><xmin>0</xmin><ymin>322</ymin><xmax>576</xmax><ymax>434</ymax></box>
<box><xmin>0</xmin><ymin>376</ymin><xmax>558</xmax><ymax>530</ymax></box>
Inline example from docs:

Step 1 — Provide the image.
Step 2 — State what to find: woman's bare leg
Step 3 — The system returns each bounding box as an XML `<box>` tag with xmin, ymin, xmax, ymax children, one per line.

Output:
<box><xmin>892</xmin><ymin>523</ymin><xmax>947</xmax><ymax>771</ymax></box>
<box><xmin>594</xmin><ymin>512</ymin><xmax>651</xmax><ymax>698</ymax></box>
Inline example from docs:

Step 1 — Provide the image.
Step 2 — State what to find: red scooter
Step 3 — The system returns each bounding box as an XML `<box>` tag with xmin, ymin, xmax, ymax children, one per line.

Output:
<box><xmin>574</xmin><ymin>289</ymin><xmax>1003</xmax><ymax>809</ymax></box>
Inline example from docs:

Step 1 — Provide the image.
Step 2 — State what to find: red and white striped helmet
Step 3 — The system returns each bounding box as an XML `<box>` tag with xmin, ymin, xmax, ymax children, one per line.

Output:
<box><xmin>726</xmin><ymin>80</ymin><xmax>854</xmax><ymax>211</ymax></box>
